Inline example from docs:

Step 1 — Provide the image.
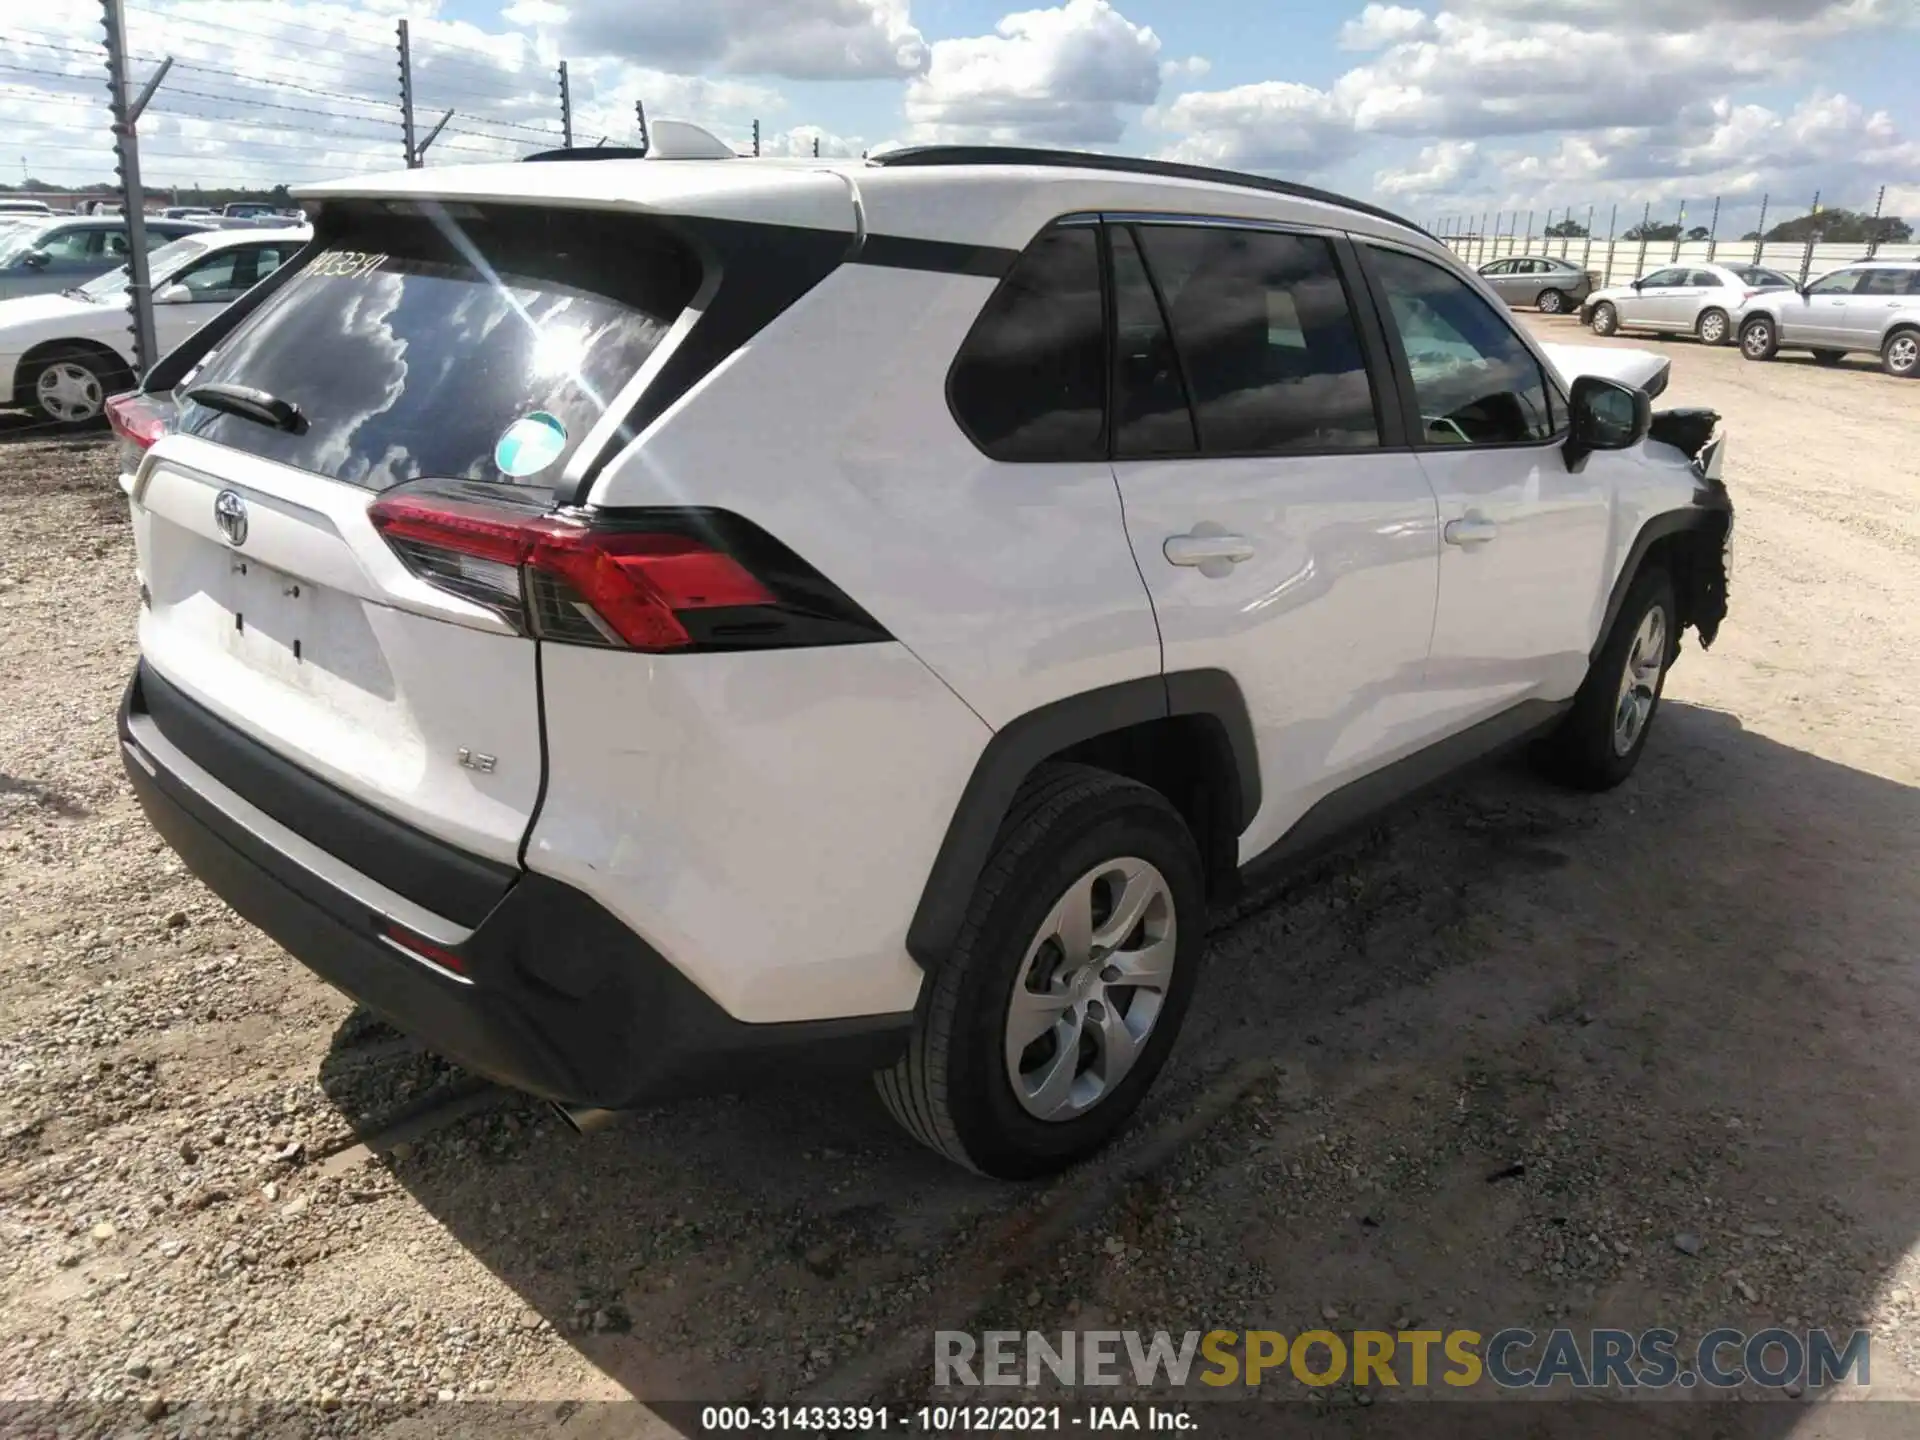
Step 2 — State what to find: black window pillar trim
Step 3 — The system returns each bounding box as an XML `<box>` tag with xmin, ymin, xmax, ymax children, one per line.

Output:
<box><xmin>905</xmin><ymin>670</ymin><xmax>1260</xmax><ymax>969</ymax></box>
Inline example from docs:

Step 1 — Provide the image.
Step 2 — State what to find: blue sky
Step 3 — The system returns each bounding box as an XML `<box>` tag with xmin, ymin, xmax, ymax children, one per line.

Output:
<box><xmin>6</xmin><ymin>0</ymin><xmax>1917</xmax><ymax>233</ymax></box>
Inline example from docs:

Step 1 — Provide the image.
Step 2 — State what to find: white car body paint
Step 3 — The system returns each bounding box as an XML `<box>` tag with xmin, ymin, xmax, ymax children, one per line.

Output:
<box><xmin>122</xmin><ymin>150</ymin><xmax>1724</xmax><ymax>1056</ymax></box>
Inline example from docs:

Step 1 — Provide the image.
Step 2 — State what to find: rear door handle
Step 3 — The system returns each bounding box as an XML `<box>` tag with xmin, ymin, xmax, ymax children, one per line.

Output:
<box><xmin>1164</xmin><ymin>532</ymin><xmax>1255</xmax><ymax>572</ymax></box>
<box><xmin>1444</xmin><ymin>515</ymin><xmax>1499</xmax><ymax>547</ymax></box>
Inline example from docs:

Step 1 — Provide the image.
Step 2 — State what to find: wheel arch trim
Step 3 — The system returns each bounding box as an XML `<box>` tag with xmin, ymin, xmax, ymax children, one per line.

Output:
<box><xmin>1591</xmin><ymin>500</ymin><xmax>1733</xmax><ymax>665</ymax></box>
<box><xmin>905</xmin><ymin>670</ymin><xmax>1259</xmax><ymax>968</ymax></box>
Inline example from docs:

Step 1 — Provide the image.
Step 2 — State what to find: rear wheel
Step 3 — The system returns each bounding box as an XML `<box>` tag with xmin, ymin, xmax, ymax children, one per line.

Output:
<box><xmin>1696</xmin><ymin>308</ymin><xmax>1730</xmax><ymax>346</ymax></box>
<box><xmin>1537</xmin><ymin>567</ymin><xmax>1677</xmax><ymax>792</ymax></box>
<box><xmin>1739</xmin><ymin>316</ymin><xmax>1778</xmax><ymax>361</ymax></box>
<box><xmin>1536</xmin><ymin>288</ymin><xmax>1567</xmax><ymax>314</ymax></box>
<box><xmin>1883</xmin><ymin>327</ymin><xmax>1919</xmax><ymax>379</ymax></box>
<box><xmin>1811</xmin><ymin>349</ymin><xmax>1845</xmax><ymax>367</ymax></box>
<box><xmin>1590</xmin><ymin>301</ymin><xmax>1619</xmax><ymax>336</ymax></box>
<box><xmin>877</xmin><ymin>764</ymin><xmax>1205</xmax><ymax>1179</ymax></box>
<box><xmin>26</xmin><ymin>348</ymin><xmax>126</xmax><ymax>425</ymax></box>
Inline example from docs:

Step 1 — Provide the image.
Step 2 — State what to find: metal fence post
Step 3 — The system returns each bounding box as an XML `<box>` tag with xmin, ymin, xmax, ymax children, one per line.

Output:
<box><xmin>1634</xmin><ymin>202</ymin><xmax>1651</xmax><ymax>278</ymax></box>
<box><xmin>101</xmin><ymin>0</ymin><xmax>159</xmax><ymax>377</ymax></box>
<box><xmin>1867</xmin><ymin>184</ymin><xmax>1886</xmax><ymax>258</ymax></box>
<box><xmin>1523</xmin><ymin>208</ymin><xmax>1534</xmax><ymax>254</ymax></box>
<box><xmin>1670</xmin><ymin>201</ymin><xmax>1686</xmax><ymax>262</ymax></box>
<box><xmin>1705</xmin><ymin>196</ymin><xmax>1720</xmax><ymax>262</ymax></box>
<box><xmin>397</xmin><ymin>20</ymin><xmax>418</xmax><ymax>167</ymax></box>
<box><xmin>1752</xmin><ymin>194</ymin><xmax>1768</xmax><ymax>265</ymax></box>
<box><xmin>752</xmin><ymin>119</ymin><xmax>761</xmax><ymax>156</ymax></box>
<box><xmin>1799</xmin><ymin>191</ymin><xmax>1820</xmax><ymax>284</ymax></box>
<box><xmin>634</xmin><ymin>99</ymin><xmax>649</xmax><ymax>154</ymax></box>
<box><xmin>1605</xmin><ymin>203</ymin><xmax>1618</xmax><ymax>287</ymax></box>
<box><xmin>1475</xmin><ymin>211</ymin><xmax>1488</xmax><ymax>265</ymax></box>
<box><xmin>558</xmin><ymin>61</ymin><xmax>572</xmax><ymax>147</ymax></box>
<box><xmin>1582</xmin><ymin>205</ymin><xmax>1594</xmax><ymax>270</ymax></box>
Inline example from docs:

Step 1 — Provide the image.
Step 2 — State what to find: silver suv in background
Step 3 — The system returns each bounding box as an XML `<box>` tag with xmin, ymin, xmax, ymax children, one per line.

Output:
<box><xmin>1476</xmin><ymin>255</ymin><xmax>1597</xmax><ymax>313</ymax></box>
<box><xmin>1583</xmin><ymin>263</ymin><xmax>1798</xmax><ymax>346</ymax></box>
<box><xmin>1735</xmin><ymin>261</ymin><xmax>1920</xmax><ymax>377</ymax></box>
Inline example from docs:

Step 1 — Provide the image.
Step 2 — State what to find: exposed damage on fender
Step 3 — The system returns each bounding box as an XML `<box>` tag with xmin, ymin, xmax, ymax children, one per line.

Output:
<box><xmin>1652</xmin><ymin>405</ymin><xmax>1732</xmax><ymax>650</ymax></box>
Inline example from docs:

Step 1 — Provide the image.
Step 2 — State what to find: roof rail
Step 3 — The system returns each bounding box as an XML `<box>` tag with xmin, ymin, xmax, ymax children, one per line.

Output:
<box><xmin>523</xmin><ymin>146</ymin><xmax>651</xmax><ymax>163</ymax></box>
<box><xmin>869</xmin><ymin>145</ymin><xmax>1432</xmax><ymax>239</ymax></box>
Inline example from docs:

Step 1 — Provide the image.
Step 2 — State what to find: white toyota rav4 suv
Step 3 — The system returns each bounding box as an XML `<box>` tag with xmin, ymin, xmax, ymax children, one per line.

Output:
<box><xmin>113</xmin><ymin>140</ymin><xmax>1731</xmax><ymax>1179</ymax></box>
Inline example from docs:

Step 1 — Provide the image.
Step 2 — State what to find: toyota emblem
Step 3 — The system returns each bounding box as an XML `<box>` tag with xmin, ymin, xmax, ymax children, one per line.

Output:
<box><xmin>213</xmin><ymin>489</ymin><xmax>249</xmax><ymax>547</ymax></box>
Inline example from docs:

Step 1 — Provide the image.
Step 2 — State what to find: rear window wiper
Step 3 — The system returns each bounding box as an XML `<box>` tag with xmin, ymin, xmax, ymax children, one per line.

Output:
<box><xmin>184</xmin><ymin>382</ymin><xmax>308</xmax><ymax>435</ymax></box>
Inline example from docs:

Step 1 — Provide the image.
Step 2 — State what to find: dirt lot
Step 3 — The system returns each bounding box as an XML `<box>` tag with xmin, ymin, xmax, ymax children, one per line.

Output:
<box><xmin>3</xmin><ymin>321</ymin><xmax>1919</xmax><ymax>1436</ymax></box>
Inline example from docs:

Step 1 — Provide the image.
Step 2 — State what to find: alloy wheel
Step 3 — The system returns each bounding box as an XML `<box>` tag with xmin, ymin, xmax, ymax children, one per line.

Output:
<box><xmin>1004</xmin><ymin>858</ymin><xmax>1176</xmax><ymax>1121</ymax></box>
<box><xmin>1612</xmin><ymin>606</ymin><xmax>1667</xmax><ymax>757</ymax></box>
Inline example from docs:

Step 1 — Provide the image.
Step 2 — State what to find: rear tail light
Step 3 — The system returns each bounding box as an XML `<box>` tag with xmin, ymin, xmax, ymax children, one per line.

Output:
<box><xmin>368</xmin><ymin>482</ymin><xmax>888</xmax><ymax>654</ymax></box>
<box><xmin>106</xmin><ymin>391</ymin><xmax>174</xmax><ymax>469</ymax></box>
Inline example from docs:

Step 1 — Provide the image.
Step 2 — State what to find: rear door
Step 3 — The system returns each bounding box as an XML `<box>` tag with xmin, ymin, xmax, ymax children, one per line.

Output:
<box><xmin>131</xmin><ymin>204</ymin><xmax>702</xmax><ymax>865</ymax></box>
<box><xmin>1846</xmin><ymin>268</ymin><xmax>1913</xmax><ymax>348</ymax></box>
<box><xmin>1106</xmin><ymin>220</ymin><xmax>1442</xmax><ymax>859</ymax></box>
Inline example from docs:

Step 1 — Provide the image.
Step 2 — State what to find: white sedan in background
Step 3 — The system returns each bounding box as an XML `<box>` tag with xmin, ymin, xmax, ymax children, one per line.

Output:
<box><xmin>0</xmin><ymin>225</ymin><xmax>307</xmax><ymax>425</ymax></box>
<box><xmin>1582</xmin><ymin>261</ymin><xmax>1798</xmax><ymax>347</ymax></box>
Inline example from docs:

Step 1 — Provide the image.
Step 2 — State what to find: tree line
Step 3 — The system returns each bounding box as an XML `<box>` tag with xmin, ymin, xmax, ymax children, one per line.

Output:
<box><xmin>1542</xmin><ymin>209</ymin><xmax>1911</xmax><ymax>244</ymax></box>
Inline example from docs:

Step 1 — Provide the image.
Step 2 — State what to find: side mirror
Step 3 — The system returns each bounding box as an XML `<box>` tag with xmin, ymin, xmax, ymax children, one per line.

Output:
<box><xmin>18</xmin><ymin>249</ymin><xmax>50</xmax><ymax>270</ymax></box>
<box><xmin>154</xmin><ymin>282</ymin><xmax>193</xmax><ymax>304</ymax></box>
<box><xmin>1629</xmin><ymin>278</ymin><xmax>1644</xmax><ymax>290</ymax></box>
<box><xmin>1564</xmin><ymin>374</ymin><xmax>1650</xmax><ymax>472</ymax></box>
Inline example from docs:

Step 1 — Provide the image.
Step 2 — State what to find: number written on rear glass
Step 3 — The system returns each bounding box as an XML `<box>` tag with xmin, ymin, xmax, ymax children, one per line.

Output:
<box><xmin>310</xmin><ymin>250</ymin><xmax>388</xmax><ymax>279</ymax></box>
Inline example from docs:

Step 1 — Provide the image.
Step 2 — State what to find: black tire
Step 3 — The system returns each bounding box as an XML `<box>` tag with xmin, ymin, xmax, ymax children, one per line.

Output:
<box><xmin>1589</xmin><ymin>301</ymin><xmax>1618</xmax><ymax>336</ymax></box>
<box><xmin>22</xmin><ymin>346</ymin><xmax>127</xmax><ymax>426</ymax></box>
<box><xmin>876</xmin><ymin>763</ymin><xmax>1206</xmax><ymax>1179</ymax></box>
<box><xmin>1536</xmin><ymin>567</ymin><xmax>1678</xmax><ymax>793</ymax></box>
<box><xmin>1739</xmin><ymin>315</ymin><xmax>1778</xmax><ymax>361</ymax></box>
<box><xmin>1695</xmin><ymin>308</ymin><xmax>1731</xmax><ymax>346</ymax></box>
<box><xmin>1536</xmin><ymin>288</ymin><xmax>1566</xmax><ymax>314</ymax></box>
<box><xmin>1811</xmin><ymin>349</ymin><xmax>1845</xmax><ymax>367</ymax></box>
<box><xmin>1882</xmin><ymin>327</ymin><xmax>1919</xmax><ymax>379</ymax></box>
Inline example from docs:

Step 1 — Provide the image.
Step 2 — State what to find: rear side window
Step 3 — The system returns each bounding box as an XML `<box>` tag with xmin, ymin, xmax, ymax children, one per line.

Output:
<box><xmin>177</xmin><ymin>205</ymin><xmax>700</xmax><ymax>489</ymax></box>
<box><xmin>1367</xmin><ymin>246</ymin><xmax>1554</xmax><ymax>446</ymax></box>
<box><xmin>1806</xmin><ymin>269</ymin><xmax>1861</xmax><ymax>296</ymax></box>
<box><xmin>1136</xmin><ymin>225</ymin><xmax>1379</xmax><ymax>455</ymax></box>
<box><xmin>1856</xmin><ymin>269</ymin><xmax>1910</xmax><ymax>296</ymax></box>
<box><xmin>948</xmin><ymin>225</ymin><xmax>1107</xmax><ymax>462</ymax></box>
<box><xmin>1110</xmin><ymin>226</ymin><xmax>1195</xmax><ymax>457</ymax></box>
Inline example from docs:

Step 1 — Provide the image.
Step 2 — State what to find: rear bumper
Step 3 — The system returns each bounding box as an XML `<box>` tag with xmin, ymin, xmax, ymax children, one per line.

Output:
<box><xmin>119</xmin><ymin>663</ymin><xmax>909</xmax><ymax>1108</ymax></box>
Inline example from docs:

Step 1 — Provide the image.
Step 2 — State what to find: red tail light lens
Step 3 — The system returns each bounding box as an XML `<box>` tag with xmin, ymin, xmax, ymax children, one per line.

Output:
<box><xmin>106</xmin><ymin>392</ymin><xmax>173</xmax><ymax>459</ymax></box>
<box><xmin>368</xmin><ymin>487</ymin><xmax>883</xmax><ymax>654</ymax></box>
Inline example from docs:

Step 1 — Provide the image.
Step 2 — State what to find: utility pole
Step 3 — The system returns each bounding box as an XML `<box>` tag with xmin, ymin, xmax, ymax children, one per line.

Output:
<box><xmin>558</xmin><ymin>60</ymin><xmax>572</xmax><ymax>148</ymax></box>
<box><xmin>397</xmin><ymin>20</ymin><xmax>418</xmax><ymax>168</ymax></box>
<box><xmin>102</xmin><ymin>0</ymin><xmax>163</xmax><ymax>375</ymax></box>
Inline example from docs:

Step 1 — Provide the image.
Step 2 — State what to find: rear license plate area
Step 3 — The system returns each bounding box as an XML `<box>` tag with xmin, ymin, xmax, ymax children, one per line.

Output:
<box><xmin>224</xmin><ymin>555</ymin><xmax>311</xmax><ymax>666</ymax></box>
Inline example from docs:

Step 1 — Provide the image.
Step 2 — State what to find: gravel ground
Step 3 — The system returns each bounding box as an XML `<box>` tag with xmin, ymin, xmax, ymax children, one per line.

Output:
<box><xmin>3</xmin><ymin>322</ymin><xmax>1919</xmax><ymax>1435</ymax></box>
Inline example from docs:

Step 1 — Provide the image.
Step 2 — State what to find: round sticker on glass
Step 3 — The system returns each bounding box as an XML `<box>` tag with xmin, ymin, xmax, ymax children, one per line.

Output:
<box><xmin>494</xmin><ymin>411</ymin><xmax>567</xmax><ymax>478</ymax></box>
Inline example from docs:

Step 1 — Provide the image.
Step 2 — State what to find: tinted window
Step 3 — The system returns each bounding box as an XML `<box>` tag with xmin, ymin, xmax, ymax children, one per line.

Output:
<box><xmin>1110</xmin><ymin>227</ymin><xmax>1194</xmax><ymax>457</ymax></box>
<box><xmin>1807</xmin><ymin>269</ymin><xmax>1860</xmax><ymax>296</ymax></box>
<box><xmin>1369</xmin><ymin>246</ymin><xmax>1554</xmax><ymax>447</ymax></box>
<box><xmin>1136</xmin><ymin>225</ymin><xmax>1378</xmax><ymax>455</ymax></box>
<box><xmin>1640</xmin><ymin>269</ymin><xmax>1686</xmax><ymax>288</ymax></box>
<box><xmin>173</xmin><ymin>244</ymin><xmax>298</xmax><ymax>303</ymax></box>
<box><xmin>38</xmin><ymin>227</ymin><xmax>96</xmax><ymax>261</ymax></box>
<box><xmin>1481</xmin><ymin>260</ymin><xmax>1513</xmax><ymax>276</ymax></box>
<box><xmin>1856</xmin><ymin>269</ymin><xmax>1909</xmax><ymax>296</ymax></box>
<box><xmin>180</xmin><ymin>205</ymin><xmax>699</xmax><ymax>489</ymax></box>
<box><xmin>1688</xmin><ymin>271</ymin><xmax>1724</xmax><ymax>288</ymax></box>
<box><xmin>949</xmin><ymin>224</ymin><xmax>1106</xmax><ymax>462</ymax></box>
<box><xmin>1737</xmin><ymin>267</ymin><xmax>1794</xmax><ymax>289</ymax></box>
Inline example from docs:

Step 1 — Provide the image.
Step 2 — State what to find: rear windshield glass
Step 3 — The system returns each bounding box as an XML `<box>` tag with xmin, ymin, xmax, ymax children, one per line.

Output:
<box><xmin>1737</xmin><ymin>267</ymin><xmax>1794</xmax><ymax>289</ymax></box>
<box><xmin>177</xmin><ymin>204</ymin><xmax>700</xmax><ymax>489</ymax></box>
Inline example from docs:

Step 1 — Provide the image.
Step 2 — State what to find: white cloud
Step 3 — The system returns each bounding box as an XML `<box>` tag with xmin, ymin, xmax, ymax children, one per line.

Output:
<box><xmin>1338</xmin><ymin>4</ymin><xmax>1433</xmax><ymax>49</ymax></box>
<box><xmin>1373</xmin><ymin>139</ymin><xmax>1481</xmax><ymax>195</ymax></box>
<box><xmin>1148</xmin><ymin>81</ymin><xmax>1359</xmax><ymax>172</ymax></box>
<box><xmin>550</xmin><ymin>0</ymin><xmax>927</xmax><ymax>82</ymax></box>
<box><xmin>903</xmin><ymin>0</ymin><xmax>1164</xmax><ymax>145</ymax></box>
